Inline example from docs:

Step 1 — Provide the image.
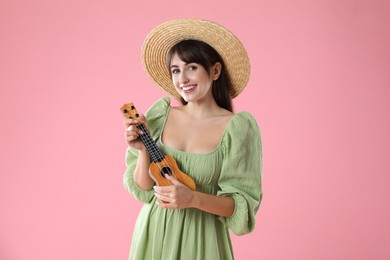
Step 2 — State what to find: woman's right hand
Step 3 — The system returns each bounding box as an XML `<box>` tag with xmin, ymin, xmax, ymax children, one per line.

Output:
<box><xmin>123</xmin><ymin>114</ymin><xmax>148</xmax><ymax>151</ymax></box>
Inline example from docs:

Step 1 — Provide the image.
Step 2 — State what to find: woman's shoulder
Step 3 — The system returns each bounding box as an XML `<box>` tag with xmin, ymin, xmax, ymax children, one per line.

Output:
<box><xmin>223</xmin><ymin>111</ymin><xmax>261</xmax><ymax>142</ymax></box>
<box><xmin>145</xmin><ymin>97</ymin><xmax>171</xmax><ymax>120</ymax></box>
<box><xmin>229</xmin><ymin>111</ymin><xmax>259</xmax><ymax>129</ymax></box>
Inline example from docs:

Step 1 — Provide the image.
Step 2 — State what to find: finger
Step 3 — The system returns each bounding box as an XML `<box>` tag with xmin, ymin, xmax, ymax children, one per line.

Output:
<box><xmin>156</xmin><ymin>197</ymin><xmax>172</xmax><ymax>205</ymax></box>
<box><xmin>126</xmin><ymin>125</ymin><xmax>143</xmax><ymax>135</ymax></box>
<box><xmin>153</xmin><ymin>185</ymin><xmax>174</xmax><ymax>194</ymax></box>
<box><xmin>156</xmin><ymin>199</ymin><xmax>178</xmax><ymax>209</ymax></box>
<box><xmin>154</xmin><ymin>186</ymin><xmax>174</xmax><ymax>197</ymax></box>
<box><xmin>126</xmin><ymin>124</ymin><xmax>136</xmax><ymax>131</ymax></box>
<box><xmin>126</xmin><ymin>135</ymin><xmax>138</xmax><ymax>142</ymax></box>
<box><xmin>125</xmin><ymin>131</ymin><xmax>141</xmax><ymax>139</ymax></box>
<box><xmin>125</xmin><ymin>129</ymin><xmax>138</xmax><ymax>138</ymax></box>
<box><xmin>139</xmin><ymin>114</ymin><xmax>148</xmax><ymax>128</ymax></box>
<box><xmin>156</xmin><ymin>200</ymin><xmax>168</xmax><ymax>208</ymax></box>
<box><xmin>165</xmin><ymin>174</ymin><xmax>182</xmax><ymax>186</ymax></box>
<box><xmin>139</xmin><ymin>114</ymin><xmax>146</xmax><ymax>122</ymax></box>
<box><xmin>154</xmin><ymin>192</ymin><xmax>173</xmax><ymax>203</ymax></box>
<box><xmin>123</xmin><ymin>118</ymin><xmax>136</xmax><ymax>128</ymax></box>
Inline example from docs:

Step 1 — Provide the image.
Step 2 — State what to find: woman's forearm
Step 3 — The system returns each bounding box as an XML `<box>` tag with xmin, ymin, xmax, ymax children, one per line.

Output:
<box><xmin>153</xmin><ymin>174</ymin><xmax>235</xmax><ymax>217</ymax></box>
<box><xmin>133</xmin><ymin>149</ymin><xmax>154</xmax><ymax>190</ymax></box>
<box><xmin>192</xmin><ymin>191</ymin><xmax>235</xmax><ymax>217</ymax></box>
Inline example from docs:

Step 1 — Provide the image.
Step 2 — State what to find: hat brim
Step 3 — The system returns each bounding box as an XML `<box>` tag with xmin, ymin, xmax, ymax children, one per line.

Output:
<box><xmin>141</xmin><ymin>18</ymin><xmax>250</xmax><ymax>100</ymax></box>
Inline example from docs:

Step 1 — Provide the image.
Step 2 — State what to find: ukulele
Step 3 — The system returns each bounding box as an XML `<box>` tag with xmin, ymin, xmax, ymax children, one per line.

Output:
<box><xmin>121</xmin><ymin>103</ymin><xmax>196</xmax><ymax>191</ymax></box>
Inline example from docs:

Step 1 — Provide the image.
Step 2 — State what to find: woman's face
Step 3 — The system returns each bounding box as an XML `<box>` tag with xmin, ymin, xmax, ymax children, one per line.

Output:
<box><xmin>170</xmin><ymin>52</ymin><xmax>215</xmax><ymax>103</ymax></box>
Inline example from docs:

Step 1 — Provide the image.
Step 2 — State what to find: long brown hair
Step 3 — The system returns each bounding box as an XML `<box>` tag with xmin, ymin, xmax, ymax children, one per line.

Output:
<box><xmin>166</xmin><ymin>40</ymin><xmax>233</xmax><ymax>112</ymax></box>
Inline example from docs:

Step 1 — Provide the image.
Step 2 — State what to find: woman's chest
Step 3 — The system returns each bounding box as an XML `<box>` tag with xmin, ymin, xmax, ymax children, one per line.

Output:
<box><xmin>161</xmin><ymin>115</ymin><xmax>228</xmax><ymax>154</ymax></box>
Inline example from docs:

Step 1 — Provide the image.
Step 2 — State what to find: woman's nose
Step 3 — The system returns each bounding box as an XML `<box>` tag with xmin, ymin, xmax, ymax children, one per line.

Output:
<box><xmin>179</xmin><ymin>72</ymin><xmax>189</xmax><ymax>84</ymax></box>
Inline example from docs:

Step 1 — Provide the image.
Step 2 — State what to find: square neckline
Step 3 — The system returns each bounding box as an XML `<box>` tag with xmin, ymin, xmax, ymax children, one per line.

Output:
<box><xmin>157</xmin><ymin>99</ymin><xmax>243</xmax><ymax>156</ymax></box>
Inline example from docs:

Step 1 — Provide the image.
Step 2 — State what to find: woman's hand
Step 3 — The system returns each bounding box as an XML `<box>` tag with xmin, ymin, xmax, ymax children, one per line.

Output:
<box><xmin>154</xmin><ymin>175</ymin><xmax>196</xmax><ymax>209</ymax></box>
<box><xmin>155</xmin><ymin>175</ymin><xmax>235</xmax><ymax>217</ymax></box>
<box><xmin>123</xmin><ymin>114</ymin><xmax>148</xmax><ymax>151</ymax></box>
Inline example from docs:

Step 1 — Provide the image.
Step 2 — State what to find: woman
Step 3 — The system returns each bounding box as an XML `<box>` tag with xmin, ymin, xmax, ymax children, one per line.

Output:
<box><xmin>123</xmin><ymin>18</ymin><xmax>262</xmax><ymax>260</ymax></box>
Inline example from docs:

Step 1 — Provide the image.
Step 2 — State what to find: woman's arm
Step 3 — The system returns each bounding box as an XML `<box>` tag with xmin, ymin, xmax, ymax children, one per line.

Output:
<box><xmin>192</xmin><ymin>190</ymin><xmax>235</xmax><ymax>217</ymax></box>
<box><xmin>133</xmin><ymin>149</ymin><xmax>154</xmax><ymax>190</ymax></box>
<box><xmin>154</xmin><ymin>175</ymin><xmax>235</xmax><ymax>217</ymax></box>
<box><xmin>124</xmin><ymin>116</ymin><xmax>154</xmax><ymax>190</ymax></box>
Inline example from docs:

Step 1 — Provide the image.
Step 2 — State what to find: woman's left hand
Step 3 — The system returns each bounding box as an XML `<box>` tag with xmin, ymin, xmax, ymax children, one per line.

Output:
<box><xmin>154</xmin><ymin>175</ymin><xmax>196</xmax><ymax>209</ymax></box>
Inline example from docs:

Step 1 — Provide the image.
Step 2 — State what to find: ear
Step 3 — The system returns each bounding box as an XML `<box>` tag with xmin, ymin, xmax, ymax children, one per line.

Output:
<box><xmin>211</xmin><ymin>62</ymin><xmax>222</xmax><ymax>80</ymax></box>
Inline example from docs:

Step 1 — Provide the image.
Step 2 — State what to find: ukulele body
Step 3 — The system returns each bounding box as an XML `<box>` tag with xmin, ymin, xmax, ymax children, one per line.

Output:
<box><xmin>149</xmin><ymin>155</ymin><xmax>196</xmax><ymax>191</ymax></box>
<box><xmin>121</xmin><ymin>102</ymin><xmax>197</xmax><ymax>191</ymax></box>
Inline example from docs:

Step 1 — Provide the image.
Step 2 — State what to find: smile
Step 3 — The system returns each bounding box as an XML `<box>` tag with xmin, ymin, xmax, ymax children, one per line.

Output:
<box><xmin>181</xmin><ymin>85</ymin><xmax>196</xmax><ymax>91</ymax></box>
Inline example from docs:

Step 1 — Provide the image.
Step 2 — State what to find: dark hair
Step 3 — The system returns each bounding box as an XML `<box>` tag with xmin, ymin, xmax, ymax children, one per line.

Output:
<box><xmin>166</xmin><ymin>40</ymin><xmax>233</xmax><ymax>112</ymax></box>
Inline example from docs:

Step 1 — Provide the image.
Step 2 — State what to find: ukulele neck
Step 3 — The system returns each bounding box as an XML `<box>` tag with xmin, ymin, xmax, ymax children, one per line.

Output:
<box><xmin>137</xmin><ymin>124</ymin><xmax>164</xmax><ymax>163</ymax></box>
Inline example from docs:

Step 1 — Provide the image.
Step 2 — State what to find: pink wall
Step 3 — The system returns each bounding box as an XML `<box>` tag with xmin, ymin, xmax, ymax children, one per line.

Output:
<box><xmin>1</xmin><ymin>0</ymin><xmax>389</xmax><ymax>259</ymax></box>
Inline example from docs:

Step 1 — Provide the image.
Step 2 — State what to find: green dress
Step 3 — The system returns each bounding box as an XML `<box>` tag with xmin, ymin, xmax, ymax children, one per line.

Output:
<box><xmin>124</xmin><ymin>98</ymin><xmax>263</xmax><ymax>260</ymax></box>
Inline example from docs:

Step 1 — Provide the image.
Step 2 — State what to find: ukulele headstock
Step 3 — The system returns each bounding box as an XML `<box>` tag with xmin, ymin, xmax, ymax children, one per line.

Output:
<box><xmin>120</xmin><ymin>103</ymin><xmax>141</xmax><ymax>125</ymax></box>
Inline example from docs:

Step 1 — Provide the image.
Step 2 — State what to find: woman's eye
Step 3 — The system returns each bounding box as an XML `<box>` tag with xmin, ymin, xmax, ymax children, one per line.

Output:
<box><xmin>171</xmin><ymin>69</ymin><xmax>179</xmax><ymax>74</ymax></box>
<box><xmin>189</xmin><ymin>66</ymin><xmax>197</xmax><ymax>71</ymax></box>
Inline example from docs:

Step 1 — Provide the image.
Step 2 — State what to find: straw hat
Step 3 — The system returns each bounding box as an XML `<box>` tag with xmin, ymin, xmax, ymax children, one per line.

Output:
<box><xmin>141</xmin><ymin>18</ymin><xmax>250</xmax><ymax>100</ymax></box>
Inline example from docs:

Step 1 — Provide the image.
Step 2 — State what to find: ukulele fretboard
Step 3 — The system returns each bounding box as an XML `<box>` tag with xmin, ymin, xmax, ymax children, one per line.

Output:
<box><xmin>137</xmin><ymin>124</ymin><xmax>164</xmax><ymax>163</ymax></box>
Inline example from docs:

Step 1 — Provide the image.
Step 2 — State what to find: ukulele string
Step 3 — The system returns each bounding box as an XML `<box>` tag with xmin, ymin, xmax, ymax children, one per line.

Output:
<box><xmin>136</xmin><ymin>129</ymin><xmax>173</xmax><ymax>204</ymax></box>
<box><xmin>137</xmin><ymin>125</ymin><xmax>168</xmax><ymax>185</ymax></box>
<box><xmin>138</xmin><ymin>123</ymin><xmax>175</xmax><ymax>186</ymax></box>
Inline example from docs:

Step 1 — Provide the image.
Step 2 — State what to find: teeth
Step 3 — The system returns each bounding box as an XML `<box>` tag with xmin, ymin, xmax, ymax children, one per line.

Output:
<box><xmin>182</xmin><ymin>86</ymin><xmax>195</xmax><ymax>91</ymax></box>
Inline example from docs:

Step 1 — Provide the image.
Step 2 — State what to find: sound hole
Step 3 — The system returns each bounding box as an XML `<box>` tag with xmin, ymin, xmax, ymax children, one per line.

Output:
<box><xmin>160</xmin><ymin>167</ymin><xmax>173</xmax><ymax>178</ymax></box>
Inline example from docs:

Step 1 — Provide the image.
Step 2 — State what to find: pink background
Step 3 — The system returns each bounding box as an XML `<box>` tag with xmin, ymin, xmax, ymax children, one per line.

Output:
<box><xmin>1</xmin><ymin>0</ymin><xmax>389</xmax><ymax>259</ymax></box>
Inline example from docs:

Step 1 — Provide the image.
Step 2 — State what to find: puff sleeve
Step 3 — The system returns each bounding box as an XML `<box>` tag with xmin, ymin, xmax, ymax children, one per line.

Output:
<box><xmin>217</xmin><ymin>112</ymin><xmax>263</xmax><ymax>235</ymax></box>
<box><xmin>123</xmin><ymin>97</ymin><xmax>170</xmax><ymax>203</ymax></box>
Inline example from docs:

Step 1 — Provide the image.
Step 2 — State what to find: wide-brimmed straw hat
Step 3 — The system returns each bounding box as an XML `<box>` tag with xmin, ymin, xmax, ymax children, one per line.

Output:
<box><xmin>141</xmin><ymin>18</ymin><xmax>250</xmax><ymax>100</ymax></box>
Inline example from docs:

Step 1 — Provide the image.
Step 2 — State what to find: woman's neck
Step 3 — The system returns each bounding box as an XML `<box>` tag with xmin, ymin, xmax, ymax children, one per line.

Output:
<box><xmin>181</xmin><ymin>98</ymin><xmax>229</xmax><ymax>119</ymax></box>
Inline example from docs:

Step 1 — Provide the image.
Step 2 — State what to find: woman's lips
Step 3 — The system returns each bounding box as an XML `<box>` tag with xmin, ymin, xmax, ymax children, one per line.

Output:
<box><xmin>181</xmin><ymin>84</ymin><xmax>196</xmax><ymax>92</ymax></box>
